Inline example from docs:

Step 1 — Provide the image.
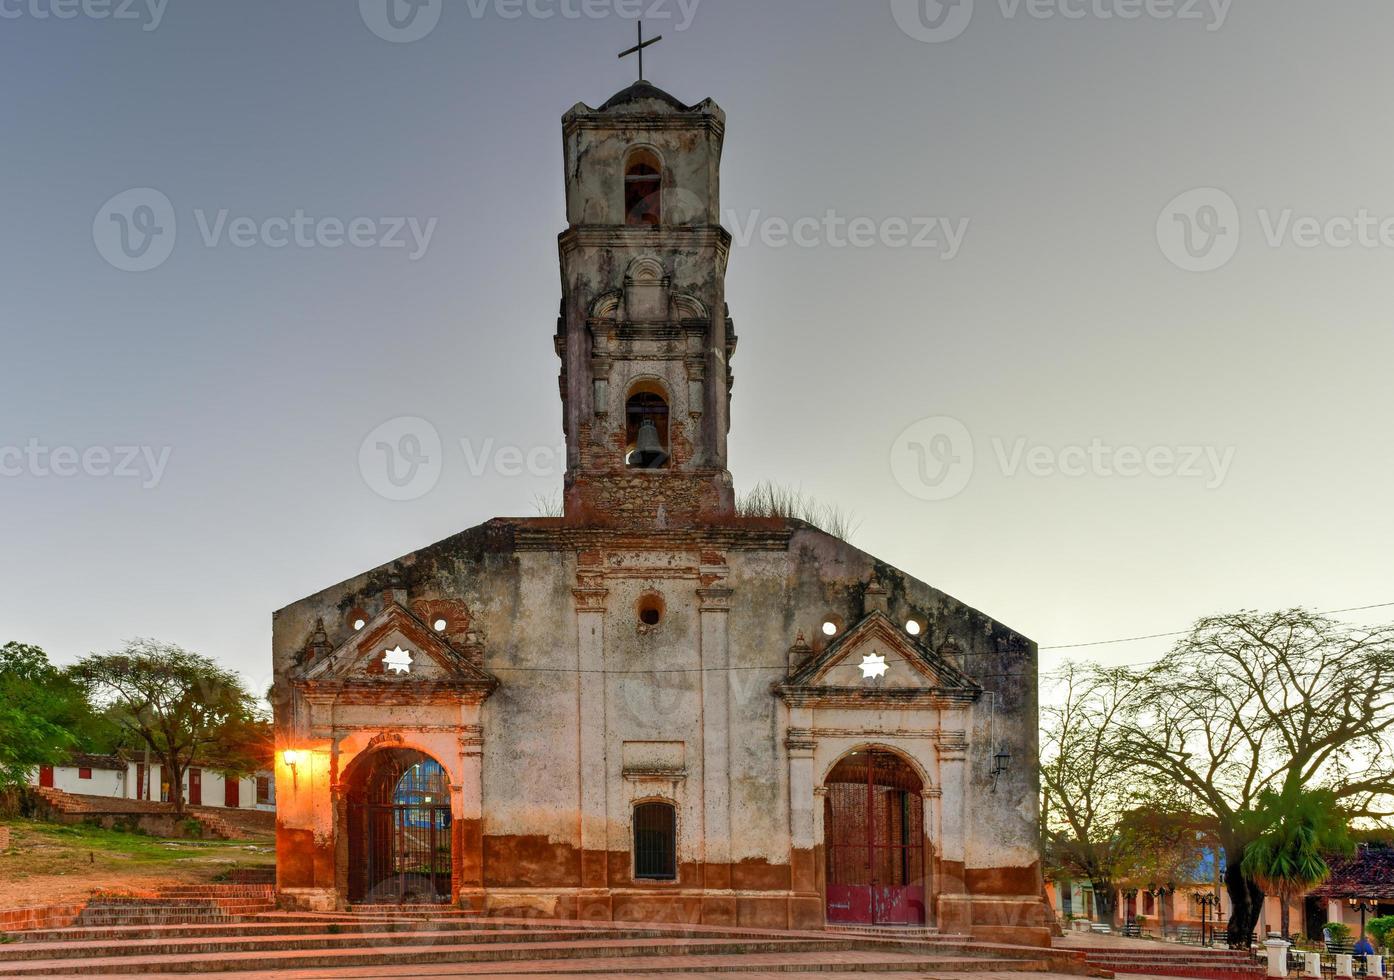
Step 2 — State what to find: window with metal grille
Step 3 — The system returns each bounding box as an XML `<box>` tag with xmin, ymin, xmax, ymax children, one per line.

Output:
<box><xmin>633</xmin><ymin>801</ymin><xmax>676</xmax><ymax>880</ymax></box>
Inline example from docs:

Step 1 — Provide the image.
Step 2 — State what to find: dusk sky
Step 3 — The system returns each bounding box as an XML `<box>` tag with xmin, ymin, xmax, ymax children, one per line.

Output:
<box><xmin>3</xmin><ymin>0</ymin><xmax>1393</xmax><ymax>690</ymax></box>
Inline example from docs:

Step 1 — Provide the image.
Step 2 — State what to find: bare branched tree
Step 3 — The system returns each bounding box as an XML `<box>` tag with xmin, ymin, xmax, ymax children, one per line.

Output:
<box><xmin>1041</xmin><ymin>662</ymin><xmax>1156</xmax><ymax>926</ymax></box>
<box><xmin>1101</xmin><ymin>609</ymin><xmax>1394</xmax><ymax>946</ymax></box>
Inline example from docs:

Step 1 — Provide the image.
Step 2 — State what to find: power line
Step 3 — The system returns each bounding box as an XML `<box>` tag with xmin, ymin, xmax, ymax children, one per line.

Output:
<box><xmin>489</xmin><ymin>658</ymin><xmax>1025</xmax><ymax>680</ymax></box>
<box><xmin>1040</xmin><ymin>601</ymin><xmax>1394</xmax><ymax>652</ymax></box>
<box><xmin>447</xmin><ymin>602</ymin><xmax>1394</xmax><ymax>677</ymax></box>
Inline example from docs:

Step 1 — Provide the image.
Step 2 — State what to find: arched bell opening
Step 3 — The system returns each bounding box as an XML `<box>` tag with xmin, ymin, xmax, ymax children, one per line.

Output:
<box><xmin>823</xmin><ymin>748</ymin><xmax>927</xmax><ymax>925</ymax></box>
<box><xmin>625</xmin><ymin>148</ymin><xmax>663</xmax><ymax>227</ymax></box>
<box><xmin>625</xmin><ymin>383</ymin><xmax>671</xmax><ymax>469</ymax></box>
<box><xmin>344</xmin><ymin>748</ymin><xmax>453</xmax><ymax>905</ymax></box>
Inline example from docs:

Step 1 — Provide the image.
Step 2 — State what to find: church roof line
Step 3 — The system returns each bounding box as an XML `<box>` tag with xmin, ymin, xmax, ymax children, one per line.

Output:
<box><xmin>599</xmin><ymin>79</ymin><xmax>695</xmax><ymax>112</ymax></box>
<box><xmin>563</xmin><ymin>81</ymin><xmax>725</xmax><ymax>129</ymax></box>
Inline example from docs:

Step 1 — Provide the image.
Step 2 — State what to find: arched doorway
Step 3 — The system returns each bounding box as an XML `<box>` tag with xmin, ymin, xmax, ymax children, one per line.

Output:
<box><xmin>824</xmin><ymin>749</ymin><xmax>927</xmax><ymax>925</ymax></box>
<box><xmin>345</xmin><ymin>748</ymin><xmax>452</xmax><ymax>905</ymax></box>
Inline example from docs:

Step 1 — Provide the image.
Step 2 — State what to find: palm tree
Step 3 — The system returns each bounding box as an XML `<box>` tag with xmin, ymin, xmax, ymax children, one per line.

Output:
<box><xmin>1240</xmin><ymin>789</ymin><xmax>1354</xmax><ymax>939</ymax></box>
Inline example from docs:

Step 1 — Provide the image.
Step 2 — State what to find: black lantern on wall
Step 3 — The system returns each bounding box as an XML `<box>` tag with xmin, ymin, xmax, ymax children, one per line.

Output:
<box><xmin>990</xmin><ymin>749</ymin><xmax>1011</xmax><ymax>791</ymax></box>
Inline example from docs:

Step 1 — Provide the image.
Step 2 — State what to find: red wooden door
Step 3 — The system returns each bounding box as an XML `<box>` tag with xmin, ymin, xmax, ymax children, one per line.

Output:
<box><xmin>38</xmin><ymin>765</ymin><xmax>54</xmax><ymax>788</ymax></box>
<box><xmin>188</xmin><ymin>768</ymin><xmax>202</xmax><ymax>806</ymax></box>
<box><xmin>824</xmin><ymin>751</ymin><xmax>926</xmax><ymax>926</ymax></box>
<box><xmin>136</xmin><ymin>763</ymin><xmax>146</xmax><ymax>800</ymax></box>
<box><xmin>224</xmin><ymin>776</ymin><xmax>240</xmax><ymax>809</ymax></box>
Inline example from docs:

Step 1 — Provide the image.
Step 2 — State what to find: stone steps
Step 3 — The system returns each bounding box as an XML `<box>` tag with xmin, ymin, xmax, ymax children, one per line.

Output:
<box><xmin>0</xmin><ymin>948</ymin><xmax>1050</xmax><ymax>978</ymax></box>
<box><xmin>152</xmin><ymin>891</ymin><xmax>272</xmax><ymax>898</ymax></box>
<box><xmin>0</xmin><ymin>914</ymin><xmax>1073</xmax><ymax>978</ymax></box>
<box><xmin>0</xmin><ymin>927</ymin><xmax>806</xmax><ymax>960</ymax></box>
<box><xmin>0</xmin><ymin>937</ymin><xmax>956</xmax><ymax>975</ymax></box>
<box><xmin>828</xmin><ymin>925</ymin><xmax>965</xmax><ymax>941</ymax></box>
<box><xmin>73</xmin><ymin>884</ymin><xmax>276</xmax><ymax>927</ymax></box>
<box><xmin>10</xmin><ymin>921</ymin><xmax>764</xmax><ymax>944</ymax></box>
<box><xmin>71</xmin><ymin>915</ymin><xmax>238</xmax><ymax>928</ymax></box>
<box><xmin>1071</xmin><ymin>945</ymin><xmax>1264</xmax><ymax>980</ymax></box>
<box><xmin>340</xmin><ymin>905</ymin><xmax>479</xmax><ymax>917</ymax></box>
<box><xmin>84</xmin><ymin>899</ymin><xmax>269</xmax><ymax>910</ymax></box>
<box><xmin>1094</xmin><ymin>966</ymin><xmax>1264</xmax><ymax>978</ymax></box>
<box><xmin>29</xmin><ymin>789</ymin><xmax>253</xmax><ymax>840</ymax></box>
<box><xmin>224</xmin><ymin>868</ymin><xmax>275</xmax><ymax>885</ymax></box>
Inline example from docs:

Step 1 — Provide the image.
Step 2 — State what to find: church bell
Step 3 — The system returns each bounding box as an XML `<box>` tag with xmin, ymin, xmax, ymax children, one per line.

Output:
<box><xmin>630</xmin><ymin>419</ymin><xmax>670</xmax><ymax>470</ymax></box>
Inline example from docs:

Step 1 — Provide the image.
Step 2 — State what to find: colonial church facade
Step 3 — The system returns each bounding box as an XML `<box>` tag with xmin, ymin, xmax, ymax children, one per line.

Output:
<box><xmin>272</xmin><ymin>79</ymin><xmax>1047</xmax><ymax>946</ymax></box>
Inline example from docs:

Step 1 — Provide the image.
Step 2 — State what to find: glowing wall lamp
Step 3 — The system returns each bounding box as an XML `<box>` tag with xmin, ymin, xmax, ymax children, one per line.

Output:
<box><xmin>283</xmin><ymin>749</ymin><xmax>301</xmax><ymax>791</ymax></box>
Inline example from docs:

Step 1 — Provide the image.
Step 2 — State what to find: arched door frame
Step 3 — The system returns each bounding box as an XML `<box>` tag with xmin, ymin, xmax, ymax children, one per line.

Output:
<box><xmin>339</xmin><ymin>745</ymin><xmax>455</xmax><ymax>906</ymax></box>
<box><xmin>818</xmin><ymin>744</ymin><xmax>933</xmax><ymax>926</ymax></box>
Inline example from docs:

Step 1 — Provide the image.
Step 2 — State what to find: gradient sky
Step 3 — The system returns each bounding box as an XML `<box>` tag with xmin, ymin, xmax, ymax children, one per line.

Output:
<box><xmin>3</xmin><ymin>0</ymin><xmax>1392</xmax><ymax>691</ymax></box>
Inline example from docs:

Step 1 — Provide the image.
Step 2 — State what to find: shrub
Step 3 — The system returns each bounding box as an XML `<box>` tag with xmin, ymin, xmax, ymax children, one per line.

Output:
<box><xmin>1326</xmin><ymin>922</ymin><xmax>1353</xmax><ymax>947</ymax></box>
<box><xmin>1367</xmin><ymin>915</ymin><xmax>1394</xmax><ymax>951</ymax></box>
<box><xmin>179</xmin><ymin>818</ymin><xmax>204</xmax><ymax>838</ymax></box>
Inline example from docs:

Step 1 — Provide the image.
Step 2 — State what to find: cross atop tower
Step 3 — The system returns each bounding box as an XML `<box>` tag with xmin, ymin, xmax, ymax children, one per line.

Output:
<box><xmin>618</xmin><ymin>21</ymin><xmax>662</xmax><ymax>82</ymax></box>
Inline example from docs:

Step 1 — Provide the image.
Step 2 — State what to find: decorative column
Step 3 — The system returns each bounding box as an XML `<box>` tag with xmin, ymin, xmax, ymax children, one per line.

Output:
<box><xmin>785</xmin><ymin>715</ymin><xmax>821</xmax><ymax>929</ymax></box>
<box><xmin>936</xmin><ymin>738</ymin><xmax>969</xmax><ymax>935</ymax></box>
<box><xmin>1266</xmin><ymin>939</ymin><xmax>1293</xmax><ymax>979</ymax></box>
<box><xmin>455</xmin><ymin>721</ymin><xmax>485</xmax><ymax>910</ymax></box>
<box><xmin>785</xmin><ymin>719</ymin><xmax>816</xmax><ymax>859</ymax></box>
<box><xmin>697</xmin><ymin>579</ymin><xmax>733</xmax><ymax>922</ymax></box>
<box><xmin>923</xmin><ymin>785</ymin><xmax>943</xmax><ymax>925</ymax></box>
<box><xmin>329</xmin><ymin>731</ymin><xmax>348</xmax><ymax>907</ymax></box>
<box><xmin>574</xmin><ymin>581</ymin><xmax>610</xmax><ymax>896</ymax></box>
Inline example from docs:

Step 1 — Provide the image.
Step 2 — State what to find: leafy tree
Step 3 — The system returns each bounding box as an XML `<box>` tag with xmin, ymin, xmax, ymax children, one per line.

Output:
<box><xmin>71</xmin><ymin>639</ymin><xmax>260</xmax><ymax>814</ymax></box>
<box><xmin>1367</xmin><ymin>915</ymin><xmax>1394</xmax><ymax>951</ymax></box>
<box><xmin>1099</xmin><ymin>610</ymin><xmax>1394</xmax><ymax>947</ymax></box>
<box><xmin>1116</xmin><ymin>808</ymin><xmax>1213</xmax><ymax>911</ymax></box>
<box><xmin>0</xmin><ymin>642</ymin><xmax>100</xmax><ymax>787</ymax></box>
<box><xmin>1240</xmin><ymin>788</ymin><xmax>1354</xmax><ymax>939</ymax></box>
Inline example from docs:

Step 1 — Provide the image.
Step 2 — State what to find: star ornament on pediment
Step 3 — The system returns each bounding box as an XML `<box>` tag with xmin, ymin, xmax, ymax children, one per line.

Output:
<box><xmin>382</xmin><ymin>646</ymin><xmax>414</xmax><ymax>675</ymax></box>
<box><xmin>859</xmin><ymin>652</ymin><xmax>888</xmax><ymax>681</ymax></box>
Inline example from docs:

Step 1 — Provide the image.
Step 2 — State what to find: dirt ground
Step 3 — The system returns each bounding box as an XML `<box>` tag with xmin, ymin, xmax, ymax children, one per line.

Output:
<box><xmin>0</xmin><ymin>818</ymin><xmax>274</xmax><ymax>909</ymax></box>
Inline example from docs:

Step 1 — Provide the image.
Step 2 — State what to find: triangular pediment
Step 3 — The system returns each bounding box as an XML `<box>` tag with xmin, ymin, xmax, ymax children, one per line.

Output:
<box><xmin>784</xmin><ymin>612</ymin><xmax>980</xmax><ymax>696</ymax></box>
<box><xmin>300</xmin><ymin>602</ymin><xmax>497</xmax><ymax>693</ymax></box>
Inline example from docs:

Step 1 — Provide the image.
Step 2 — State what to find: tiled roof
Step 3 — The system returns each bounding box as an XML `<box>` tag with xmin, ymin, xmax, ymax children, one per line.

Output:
<box><xmin>1310</xmin><ymin>845</ymin><xmax>1394</xmax><ymax>899</ymax></box>
<box><xmin>64</xmin><ymin>753</ymin><xmax>126</xmax><ymax>772</ymax></box>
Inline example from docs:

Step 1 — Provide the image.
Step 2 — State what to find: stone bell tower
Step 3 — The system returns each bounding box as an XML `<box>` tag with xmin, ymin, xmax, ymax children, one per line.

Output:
<box><xmin>556</xmin><ymin>80</ymin><xmax>737</xmax><ymax>525</ymax></box>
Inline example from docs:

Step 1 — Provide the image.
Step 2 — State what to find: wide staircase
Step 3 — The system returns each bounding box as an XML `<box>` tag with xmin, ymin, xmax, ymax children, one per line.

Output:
<box><xmin>1071</xmin><ymin>943</ymin><xmax>1265</xmax><ymax>979</ymax></box>
<box><xmin>0</xmin><ymin>909</ymin><xmax>1091</xmax><ymax>978</ymax></box>
<box><xmin>73</xmin><ymin>885</ymin><xmax>277</xmax><ymax>928</ymax></box>
<box><xmin>31</xmin><ymin>788</ymin><xmax>261</xmax><ymax>841</ymax></box>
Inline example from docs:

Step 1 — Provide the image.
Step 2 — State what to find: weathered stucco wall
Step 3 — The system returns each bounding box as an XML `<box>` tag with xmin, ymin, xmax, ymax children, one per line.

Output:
<box><xmin>272</xmin><ymin>519</ymin><xmax>1045</xmax><ymax>940</ymax></box>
